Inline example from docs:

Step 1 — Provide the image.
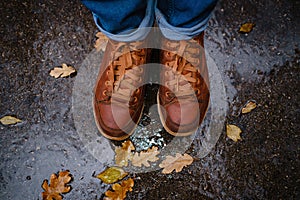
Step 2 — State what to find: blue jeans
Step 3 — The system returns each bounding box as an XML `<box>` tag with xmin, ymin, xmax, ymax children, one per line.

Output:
<box><xmin>82</xmin><ymin>0</ymin><xmax>218</xmax><ymax>41</ymax></box>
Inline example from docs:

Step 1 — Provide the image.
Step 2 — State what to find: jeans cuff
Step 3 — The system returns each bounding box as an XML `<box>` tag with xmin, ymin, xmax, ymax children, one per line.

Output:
<box><xmin>92</xmin><ymin>0</ymin><xmax>155</xmax><ymax>42</ymax></box>
<box><xmin>155</xmin><ymin>7</ymin><xmax>211</xmax><ymax>41</ymax></box>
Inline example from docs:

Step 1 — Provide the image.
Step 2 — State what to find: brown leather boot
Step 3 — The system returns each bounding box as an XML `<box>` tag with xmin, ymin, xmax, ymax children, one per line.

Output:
<box><xmin>158</xmin><ymin>32</ymin><xmax>210</xmax><ymax>136</ymax></box>
<box><xmin>93</xmin><ymin>39</ymin><xmax>148</xmax><ymax>141</ymax></box>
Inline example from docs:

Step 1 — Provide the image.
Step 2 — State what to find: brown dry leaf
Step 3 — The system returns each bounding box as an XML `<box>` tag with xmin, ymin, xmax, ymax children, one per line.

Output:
<box><xmin>115</xmin><ymin>140</ymin><xmax>135</xmax><ymax>167</ymax></box>
<box><xmin>0</xmin><ymin>116</ymin><xmax>22</xmax><ymax>125</ymax></box>
<box><xmin>41</xmin><ymin>170</ymin><xmax>72</xmax><ymax>200</ymax></box>
<box><xmin>96</xmin><ymin>166</ymin><xmax>128</xmax><ymax>184</ymax></box>
<box><xmin>95</xmin><ymin>32</ymin><xmax>108</xmax><ymax>52</ymax></box>
<box><xmin>132</xmin><ymin>146</ymin><xmax>160</xmax><ymax>167</ymax></box>
<box><xmin>49</xmin><ymin>63</ymin><xmax>76</xmax><ymax>78</ymax></box>
<box><xmin>104</xmin><ymin>178</ymin><xmax>134</xmax><ymax>200</ymax></box>
<box><xmin>239</xmin><ymin>22</ymin><xmax>255</xmax><ymax>33</ymax></box>
<box><xmin>159</xmin><ymin>153</ymin><xmax>193</xmax><ymax>174</ymax></box>
<box><xmin>242</xmin><ymin>101</ymin><xmax>257</xmax><ymax>114</ymax></box>
<box><xmin>226</xmin><ymin>124</ymin><xmax>242</xmax><ymax>142</ymax></box>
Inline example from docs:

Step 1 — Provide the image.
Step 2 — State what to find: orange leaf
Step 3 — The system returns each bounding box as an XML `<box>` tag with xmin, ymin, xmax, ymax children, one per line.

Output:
<box><xmin>0</xmin><ymin>116</ymin><xmax>22</xmax><ymax>125</ymax></box>
<box><xmin>41</xmin><ymin>170</ymin><xmax>72</xmax><ymax>200</ymax></box>
<box><xmin>104</xmin><ymin>178</ymin><xmax>134</xmax><ymax>200</ymax></box>
<box><xmin>241</xmin><ymin>101</ymin><xmax>257</xmax><ymax>114</ymax></box>
<box><xmin>226</xmin><ymin>124</ymin><xmax>242</xmax><ymax>142</ymax></box>
<box><xmin>159</xmin><ymin>153</ymin><xmax>193</xmax><ymax>174</ymax></box>
<box><xmin>115</xmin><ymin>140</ymin><xmax>135</xmax><ymax>167</ymax></box>
<box><xmin>132</xmin><ymin>146</ymin><xmax>160</xmax><ymax>167</ymax></box>
<box><xmin>94</xmin><ymin>32</ymin><xmax>108</xmax><ymax>52</ymax></box>
<box><xmin>49</xmin><ymin>63</ymin><xmax>76</xmax><ymax>78</ymax></box>
<box><xmin>239</xmin><ymin>22</ymin><xmax>255</xmax><ymax>33</ymax></box>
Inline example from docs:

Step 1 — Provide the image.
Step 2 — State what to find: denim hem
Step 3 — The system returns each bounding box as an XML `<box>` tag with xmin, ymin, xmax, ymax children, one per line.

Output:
<box><xmin>92</xmin><ymin>0</ymin><xmax>155</xmax><ymax>42</ymax></box>
<box><xmin>155</xmin><ymin>7</ymin><xmax>211</xmax><ymax>41</ymax></box>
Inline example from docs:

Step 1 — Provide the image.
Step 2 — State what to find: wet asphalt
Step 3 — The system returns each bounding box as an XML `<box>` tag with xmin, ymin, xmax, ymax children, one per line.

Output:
<box><xmin>0</xmin><ymin>0</ymin><xmax>299</xmax><ymax>199</ymax></box>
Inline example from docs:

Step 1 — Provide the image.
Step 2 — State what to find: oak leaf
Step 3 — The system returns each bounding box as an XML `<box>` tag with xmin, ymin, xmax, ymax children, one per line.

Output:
<box><xmin>226</xmin><ymin>124</ymin><xmax>242</xmax><ymax>142</ymax></box>
<box><xmin>95</xmin><ymin>32</ymin><xmax>108</xmax><ymax>52</ymax></box>
<box><xmin>96</xmin><ymin>167</ymin><xmax>128</xmax><ymax>184</ymax></box>
<box><xmin>115</xmin><ymin>140</ymin><xmax>135</xmax><ymax>167</ymax></box>
<box><xmin>41</xmin><ymin>170</ymin><xmax>72</xmax><ymax>200</ymax></box>
<box><xmin>239</xmin><ymin>22</ymin><xmax>255</xmax><ymax>33</ymax></box>
<box><xmin>242</xmin><ymin>101</ymin><xmax>257</xmax><ymax>114</ymax></box>
<box><xmin>0</xmin><ymin>116</ymin><xmax>22</xmax><ymax>125</ymax></box>
<box><xmin>104</xmin><ymin>178</ymin><xmax>134</xmax><ymax>200</ymax></box>
<box><xmin>50</xmin><ymin>63</ymin><xmax>76</xmax><ymax>78</ymax></box>
<box><xmin>159</xmin><ymin>153</ymin><xmax>193</xmax><ymax>174</ymax></box>
<box><xmin>132</xmin><ymin>146</ymin><xmax>160</xmax><ymax>167</ymax></box>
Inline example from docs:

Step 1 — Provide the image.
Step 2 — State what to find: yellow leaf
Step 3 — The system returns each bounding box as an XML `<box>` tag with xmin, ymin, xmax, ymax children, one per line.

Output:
<box><xmin>159</xmin><ymin>153</ymin><xmax>193</xmax><ymax>174</ymax></box>
<box><xmin>95</xmin><ymin>32</ymin><xmax>108</xmax><ymax>52</ymax></box>
<box><xmin>132</xmin><ymin>146</ymin><xmax>160</xmax><ymax>167</ymax></box>
<box><xmin>104</xmin><ymin>178</ymin><xmax>134</xmax><ymax>200</ymax></box>
<box><xmin>242</xmin><ymin>101</ymin><xmax>257</xmax><ymax>114</ymax></box>
<box><xmin>239</xmin><ymin>22</ymin><xmax>255</xmax><ymax>33</ymax></box>
<box><xmin>50</xmin><ymin>63</ymin><xmax>76</xmax><ymax>78</ymax></box>
<box><xmin>41</xmin><ymin>170</ymin><xmax>72</xmax><ymax>200</ymax></box>
<box><xmin>226</xmin><ymin>124</ymin><xmax>242</xmax><ymax>142</ymax></box>
<box><xmin>96</xmin><ymin>167</ymin><xmax>128</xmax><ymax>184</ymax></box>
<box><xmin>115</xmin><ymin>140</ymin><xmax>135</xmax><ymax>167</ymax></box>
<box><xmin>0</xmin><ymin>116</ymin><xmax>22</xmax><ymax>125</ymax></box>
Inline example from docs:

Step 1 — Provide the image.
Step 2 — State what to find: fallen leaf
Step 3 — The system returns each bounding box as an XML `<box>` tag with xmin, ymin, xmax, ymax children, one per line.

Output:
<box><xmin>96</xmin><ymin>167</ymin><xmax>128</xmax><ymax>184</ymax></box>
<box><xmin>0</xmin><ymin>116</ymin><xmax>22</xmax><ymax>125</ymax></box>
<box><xmin>239</xmin><ymin>22</ymin><xmax>255</xmax><ymax>33</ymax></box>
<box><xmin>41</xmin><ymin>170</ymin><xmax>72</xmax><ymax>200</ymax></box>
<box><xmin>242</xmin><ymin>101</ymin><xmax>257</xmax><ymax>114</ymax></box>
<box><xmin>226</xmin><ymin>124</ymin><xmax>242</xmax><ymax>142</ymax></box>
<box><xmin>132</xmin><ymin>146</ymin><xmax>160</xmax><ymax>167</ymax></box>
<box><xmin>104</xmin><ymin>178</ymin><xmax>134</xmax><ymax>200</ymax></box>
<box><xmin>115</xmin><ymin>140</ymin><xmax>135</xmax><ymax>167</ymax></box>
<box><xmin>50</xmin><ymin>63</ymin><xmax>76</xmax><ymax>78</ymax></box>
<box><xmin>95</xmin><ymin>32</ymin><xmax>108</xmax><ymax>52</ymax></box>
<box><xmin>159</xmin><ymin>153</ymin><xmax>193</xmax><ymax>174</ymax></box>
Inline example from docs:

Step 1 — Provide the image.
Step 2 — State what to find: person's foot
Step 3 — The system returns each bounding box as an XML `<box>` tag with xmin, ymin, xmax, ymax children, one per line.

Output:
<box><xmin>93</xmin><ymin>39</ymin><xmax>148</xmax><ymax>141</ymax></box>
<box><xmin>157</xmin><ymin>32</ymin><xmax>210</xmax><ymax>136</ymax></box>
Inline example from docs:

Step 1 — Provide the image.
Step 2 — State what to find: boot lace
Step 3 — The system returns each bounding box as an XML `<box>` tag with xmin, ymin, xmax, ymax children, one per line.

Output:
<box><xmin>163</xmin><ymin>40</ymin><xmax>203</xmax><ymax>101</ymax></box>
<box><xmin>102</xmin><ymin>41</ymin><xmax>146</xmax><ymax>107</ymax></box>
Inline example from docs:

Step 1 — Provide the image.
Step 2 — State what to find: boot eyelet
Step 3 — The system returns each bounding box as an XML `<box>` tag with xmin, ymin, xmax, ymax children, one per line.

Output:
<box><xmin>132</xmin><ymin>97</ymin><xmax>138</xmax><ymax>103</ymax></box>
<box><xmin>105</xmin><ymin>81</ymin><xmax>110</xmax><ymax>86</ymax></box>
<box><xmin>103</xmin><ymin>90</ymin><xmax>108</xmax><ymax>96</ymax></box>
<box><xmin>136</xmin><ymin>88</ymin><xmax>140</xmax><ymax>94</ymax></box>
<box><xmin>165</xmin><ymin>91</ymin><xmax>172</xmax><ymax>98</ymax></box>
<box><xmin>195</xmin><ymin>89</ymin><xmax>201</xmax><ymax>95</ymax></box>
